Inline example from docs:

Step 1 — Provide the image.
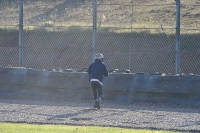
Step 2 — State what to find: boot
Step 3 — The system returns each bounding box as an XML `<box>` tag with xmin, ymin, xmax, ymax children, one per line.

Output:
<box><xmin>93</xmin><ymin>99</ymin><xmax>100</xmax><ymax>109</ymax></box>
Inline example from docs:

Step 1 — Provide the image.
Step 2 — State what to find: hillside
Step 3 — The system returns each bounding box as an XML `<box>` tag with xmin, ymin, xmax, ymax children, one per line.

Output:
<box><xmin>0</xmin><ymin>0</ymin><xmax>199</xmax><ymax>29</ymax></box>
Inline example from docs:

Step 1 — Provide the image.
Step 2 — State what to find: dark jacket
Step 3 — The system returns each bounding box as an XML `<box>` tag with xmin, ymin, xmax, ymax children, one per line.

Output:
<box><xmin>88</xmin><ymin>59</ymin><xmax>108</xmax><ymax>82</ymax></box>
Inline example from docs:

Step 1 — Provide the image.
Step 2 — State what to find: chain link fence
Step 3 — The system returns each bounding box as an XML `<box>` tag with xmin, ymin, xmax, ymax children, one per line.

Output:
<box><xmin>0</xmin><ymin>0</ymin><xmax>200</xmax><ymax>74</ymax></box>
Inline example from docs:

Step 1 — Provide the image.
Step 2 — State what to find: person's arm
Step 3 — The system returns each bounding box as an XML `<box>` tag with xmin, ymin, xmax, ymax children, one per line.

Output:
<box><xmin>103</xmin><ymin>65</ymin><xmax>108</xmax><ymax>77</ymax></box>
<box><xmin>88</xmin><ymin>65</ymin><xmax>91</xmax><ymax>81</ymax></box>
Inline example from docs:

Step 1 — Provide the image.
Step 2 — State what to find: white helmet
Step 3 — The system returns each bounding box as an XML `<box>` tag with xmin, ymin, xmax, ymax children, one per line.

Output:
<box><xmin>95</xmin><ymin>53</ymin><xmax>104</xmax><ymax>61</ymax></box>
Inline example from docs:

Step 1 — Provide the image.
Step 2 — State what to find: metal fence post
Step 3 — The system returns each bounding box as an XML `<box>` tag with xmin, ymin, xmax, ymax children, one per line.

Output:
<box><xmin>92</xmin><ymin>0</ymin><xmax>97</xmax><ymax>62</ymax></box>
<box><xmin>50</xmin><ymin>2</ymin><xmax>56</xmax><ymax>69</ymax></box>
<box><xmin>175</xmin><ymin>0</ymin><xmax>180</xmax><ymax>74</ymax></box>
<box><xmin>18</xmin><ymin>0</ymin><xmax>23</xmax><ymax>67</ymax></box>
<box><xmin>129</xmin><ymin>0</ymin><xmax>134</xmax><ymax>70</ymax></box>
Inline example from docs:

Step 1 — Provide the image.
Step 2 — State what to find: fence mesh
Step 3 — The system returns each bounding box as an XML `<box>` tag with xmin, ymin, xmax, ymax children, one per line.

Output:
<box><xmin>0</xmin><ymin>0</ymin><xmax>200</xmax><ymax>74</ymax></box>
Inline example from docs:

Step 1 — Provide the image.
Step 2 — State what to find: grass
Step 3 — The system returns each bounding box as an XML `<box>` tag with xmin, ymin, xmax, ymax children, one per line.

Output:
<box><xmin>0</xmin><ymin>0</ymin><xmax>200</xmax><ymax>30</ymax></box>
<box><xmin>0</xmin><ymin>0</ymin><xmax>199</xmax><ymax>36</ymax></box>
<box><xmin>0</xmin><ymin>123</ymin><xmax>180</xmax><ymax>133</ymax></box>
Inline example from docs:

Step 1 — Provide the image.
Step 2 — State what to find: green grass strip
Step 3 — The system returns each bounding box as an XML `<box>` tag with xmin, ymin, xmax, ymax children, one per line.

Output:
<box><xmin>0</xmin><ymin>122</ymin><xmax>180</xmax><ymax>133</ymax></box>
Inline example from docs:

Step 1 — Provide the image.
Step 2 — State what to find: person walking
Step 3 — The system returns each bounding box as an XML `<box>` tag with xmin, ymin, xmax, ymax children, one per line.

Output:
<box><xmin>88</xmin><ymin>53</ymin><xmax>108</xmax><ymax>109</ymax></box>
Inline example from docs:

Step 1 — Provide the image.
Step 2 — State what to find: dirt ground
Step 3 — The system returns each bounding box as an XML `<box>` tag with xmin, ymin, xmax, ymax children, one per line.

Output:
<box><xmin>0</xmin><ymin>95</ymin><xmax>200</xmax><ymax>133</ymax></box>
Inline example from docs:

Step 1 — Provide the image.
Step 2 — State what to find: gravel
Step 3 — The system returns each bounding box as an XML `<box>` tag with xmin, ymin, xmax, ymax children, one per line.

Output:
<box><xmin>0</xmin><ymin>95</ymin><xmax>200</xmax><ymax>133</ymax></box>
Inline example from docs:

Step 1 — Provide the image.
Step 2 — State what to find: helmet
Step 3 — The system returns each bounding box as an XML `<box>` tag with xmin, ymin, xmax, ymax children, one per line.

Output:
<box><xmin>95</xmin><ymin>53</ymin><xmax>104</xmax><ymax>61</ymax></box>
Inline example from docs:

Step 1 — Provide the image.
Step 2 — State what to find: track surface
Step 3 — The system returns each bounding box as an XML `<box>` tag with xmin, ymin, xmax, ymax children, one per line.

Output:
<box><xmin>0</xmin><ymin>96</ymin><xmax>200</xmax><ymax>133</ymax></box>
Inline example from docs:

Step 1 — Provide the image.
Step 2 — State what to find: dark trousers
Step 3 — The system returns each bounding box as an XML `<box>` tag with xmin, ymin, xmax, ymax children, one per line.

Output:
<box><xmin>90</xmin><ymin>81</ymin><xmax>103</xmax><ymax>100</ymax></box>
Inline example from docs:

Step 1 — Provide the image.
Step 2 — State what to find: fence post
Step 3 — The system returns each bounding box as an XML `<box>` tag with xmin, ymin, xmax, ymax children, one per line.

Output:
<box><xmin>92</xmin><ymin>0</ymin><xmax>97</xmax><ymax>62</ymax></box>
<box><xmin>50</xmin><ymin>2</ymin><xmax>57</xmax><ymax>69</ymax></box>
<box><xmin>175</xmin><ymin>0</ymin><xmax>180</xmax><ymax>74</ymax></box>
<box><xmin>18</xmin><ymin>0</ymin><xmax>23</xmax><ymax>67</ymax></box>
<box><xmin>129</xmin><ymin>0</ymin><xmax>134</xmax><ymax>70</ymax></box>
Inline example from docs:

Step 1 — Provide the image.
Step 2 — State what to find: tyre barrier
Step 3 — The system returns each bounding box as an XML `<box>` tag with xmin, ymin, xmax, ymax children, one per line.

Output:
<box><xmin>0</xmin><ymin>67</ymin><xmax>200</xmax><ymax>105</ymax></box>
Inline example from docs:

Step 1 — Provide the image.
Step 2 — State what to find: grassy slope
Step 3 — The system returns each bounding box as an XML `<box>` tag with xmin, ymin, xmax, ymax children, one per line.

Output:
<box><xmin>0</xmin><ymin>0</ymin><xmax>199</xmax><ymax>28</ymax></box>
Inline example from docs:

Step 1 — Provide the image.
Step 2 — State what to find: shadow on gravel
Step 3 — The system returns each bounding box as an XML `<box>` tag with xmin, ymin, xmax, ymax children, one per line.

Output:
<box><xmin>1</xmin><ymin>95</ymin><xmax>200</xmax><ymax>114</ymax></box>
<box><xmin>47</xmin><ymin>108</ymin><xmax>96</xmax><ymax>121</ymax></box>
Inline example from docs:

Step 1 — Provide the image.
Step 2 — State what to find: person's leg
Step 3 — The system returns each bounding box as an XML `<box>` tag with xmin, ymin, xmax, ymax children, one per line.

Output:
<box><xmin>97</xmin><ymin>83</ymin><xmax>103</xmax><ymax>100</ymax></box>
<box><xmin>91</xmin><ymin>81</ymin><xmax>100</xmax><ymax>109</ymax></box>
<box><xmin>91</xmin><ymin>81</ymin><xmax>98</xmax><ymax>100</ymax></box>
